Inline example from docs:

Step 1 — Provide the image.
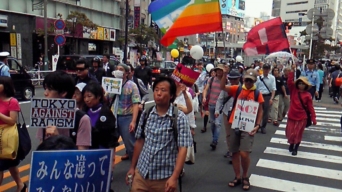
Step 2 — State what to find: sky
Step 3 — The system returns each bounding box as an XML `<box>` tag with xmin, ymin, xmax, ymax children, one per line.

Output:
<box><xmin>245</xmin><ymin>0</ymin><xmax>273</xmax><ymax>18</ymax></box>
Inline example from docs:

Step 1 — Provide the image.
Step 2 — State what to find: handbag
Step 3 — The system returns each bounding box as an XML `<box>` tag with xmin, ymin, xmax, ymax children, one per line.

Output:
<box><xmin>17</xmin><ymin>110</ymin><xmax>32</xmax><ymax>160</ymax></box>
<box><xmin>0</xmin><ymin>124</ymin><xmax>19</xmax><ymax>159</ymax></box>
<box><xmin>298</xmin><ymin>92</ymin><xmax>312</xmax><ymax>127</ymax></box>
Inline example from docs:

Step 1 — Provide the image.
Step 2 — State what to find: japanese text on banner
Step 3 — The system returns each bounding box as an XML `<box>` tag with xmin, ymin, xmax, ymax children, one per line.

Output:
<box><xmin>29</xmin><ymin>98</ymin><xmax>76</xmax><ymax>128</ymax></box>
<box><xmin>170</xmin><ymin>63</ymin><xmax>200</xmax><ymax>87</ymax></box>
<box><xmin>29</xmin><ymin>149</ymin><xmax>113</xmax><ymax>192</ymax></box>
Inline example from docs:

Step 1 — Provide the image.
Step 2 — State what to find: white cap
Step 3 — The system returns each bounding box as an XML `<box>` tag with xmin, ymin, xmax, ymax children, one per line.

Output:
<box><xmin>236</xmin><ymin>55</ymin><xmax>243</xmax><ymax>62</ymax></box>
<box><xmin>0</xmin><ymin>52</ymin><xmax>10</xmax><ymax>57</ymax></box>
<box><xmin>75</xmin><ymin>83</ymin><xmax>86</xmax><ymax>92</ymax></box>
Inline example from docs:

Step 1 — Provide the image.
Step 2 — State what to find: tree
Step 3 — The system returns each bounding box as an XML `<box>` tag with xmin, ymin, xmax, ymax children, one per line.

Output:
<box><xmin>65</xmin><ymin>11</ymin><xmax>98</xmax><ymax>30</ymax></box>
<box><xmin>129</xmin><ymin>24</ymin><xmax>159</xmax><ymax>49</ymax></box>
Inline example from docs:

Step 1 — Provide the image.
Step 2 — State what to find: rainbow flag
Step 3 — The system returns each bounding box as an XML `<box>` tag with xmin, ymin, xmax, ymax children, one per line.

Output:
<box><xmin>148</xmin><ymin>0</ymin><xmax>191</xmax><ymax>34</ymax></box>
<box><xmin>160</xmin><ymin>0</ymin><xmax>222</xmax><ymax>46</ymax></box>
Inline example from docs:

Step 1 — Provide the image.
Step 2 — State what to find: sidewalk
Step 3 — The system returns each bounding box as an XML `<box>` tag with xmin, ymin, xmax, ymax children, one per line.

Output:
<box><xmin>313</xmin><ymin>86</ymin><xmax>341</xmax><ymax>109</ymax></box>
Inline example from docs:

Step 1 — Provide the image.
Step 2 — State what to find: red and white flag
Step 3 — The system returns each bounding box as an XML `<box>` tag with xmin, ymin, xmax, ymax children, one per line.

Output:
<box><xmin>243</xmin><ymin>17</ymin><xmax>290</xmax><ymax>56</ymax></box>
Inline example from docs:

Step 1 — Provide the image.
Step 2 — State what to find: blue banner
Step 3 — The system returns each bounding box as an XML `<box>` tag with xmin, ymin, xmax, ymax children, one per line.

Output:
<box><xmin>29</xmin><ymin>149</ymin><xmax>113</xmax><ymax>192</ymax></box>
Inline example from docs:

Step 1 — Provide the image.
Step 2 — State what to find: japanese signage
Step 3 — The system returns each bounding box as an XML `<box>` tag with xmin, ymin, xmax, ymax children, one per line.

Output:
<box><xmin>29</xmin><ymin>149</ymin><xmax>113</xmax><ymax>192</ymax></box>
<box><xmin>232</xmin><ymin>100</ymin><xmax>259</xmax><ymax>132</ymax></box>
<box><xmin>102</xmin><ymin>77</ymin><xmax>123</xmax><ymax>94</ymax></box>
<box><xmin>30</xmin><ymin>98</ymin><xmax>76</xmax><ymax>128</ymax></box>
<box><xmin>171</xmin><ymin>64</ymin><xmax>201</xmax><ymax>87</ymax></box>
<box><xmin>134</xmin><ymin>7</ymin><xmax>141</xmax><ymax>28</ymax></box>
<box><xmin>10</xmin><ymin>33</ymin><xmax>16</xmax><ymax>46</ymax></box>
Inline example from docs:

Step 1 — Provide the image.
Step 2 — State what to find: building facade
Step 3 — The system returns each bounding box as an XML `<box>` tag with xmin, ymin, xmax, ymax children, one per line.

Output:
<box><xmin>0</xmin><ymin>0</ymin><xmax>123</xmax><ymax>67</ymax></box>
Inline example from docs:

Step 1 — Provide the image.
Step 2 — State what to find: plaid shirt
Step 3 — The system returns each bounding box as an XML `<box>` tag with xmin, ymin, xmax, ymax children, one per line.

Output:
<box><xmin>135</xmin><ymin>105</ymin><xmax>192</xmax><ymax>180</ymax></box>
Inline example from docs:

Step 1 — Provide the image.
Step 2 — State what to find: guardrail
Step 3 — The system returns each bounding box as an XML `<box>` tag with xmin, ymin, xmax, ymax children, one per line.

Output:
<box><xmin>26</xmin><ymin>70</ymin><xmax>55</xmax><ymax>86</ymax></box>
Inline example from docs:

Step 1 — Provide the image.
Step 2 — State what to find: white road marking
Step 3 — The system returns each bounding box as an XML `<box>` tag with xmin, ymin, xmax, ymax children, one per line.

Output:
<box><xmin>280</xmin><ymin>119</ymin><xmax>340</xmax><ymax>127</ymax></box>
<box><xmin>264</xmin><ymin>147</ymin><xmax>342</xmax><ymax>164</ymax></box>
<box><xmin>270</xmin><ymin>137</ymin><xmax>342</xmax><ymax>152</ymax></box>
<box><xmin>313</xmin><ymin>107</ymin><xmax>327</xmax><ymax>110</ymax></box>
<box><xmin>324</xmin><ymin>136</ymin><xmax>342</xmax><ymax>142</ymax></box>
<box><xmin>278</xmin><ymin>124</ymin><xmax>341</xmax><ymax>133</ymax></box>
<box><xmin>314</xmin><ymin>110</ymin><xmax>342</xmax><ymax>114</ymax></box>
<box><xmin>257</xmin><ymin>159</ymin><xmax>342</xmax><ymax>181</ymax></box>
<box><xmin>250</xmin><ymin>174</ymin><xmax>342</xmax><ymax>192</ymax></box>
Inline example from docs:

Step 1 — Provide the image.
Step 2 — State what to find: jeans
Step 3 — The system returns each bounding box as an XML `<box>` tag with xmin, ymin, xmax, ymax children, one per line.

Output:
<box><xmin>209</xmin><ymin>104</ymin><xmax>222</xmax><ymax>143</ymax></box>
<box><xmin>117</xmin><ymin>115</ymin><xmax>136</xmax><ymax>159</ymax></box>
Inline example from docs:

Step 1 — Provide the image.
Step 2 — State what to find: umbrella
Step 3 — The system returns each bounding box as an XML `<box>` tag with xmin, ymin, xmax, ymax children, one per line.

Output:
<box><xmin>265</xmin><ymin>51</ymin><xmax>297</xmax><ymax>60</ymax></box>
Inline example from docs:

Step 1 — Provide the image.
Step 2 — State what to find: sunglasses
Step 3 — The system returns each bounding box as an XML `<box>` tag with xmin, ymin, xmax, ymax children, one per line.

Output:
<box><xmin>228</xmin><ymin>78</ymin><xmax>239</xmax><ymax>80</ymax></box>
<box><xmin>244</xmin><ymin>78</ymin><xmax>254</xmax><ymax>83</ymax></box>
<box><xmin>76</xmin><ymin>68</ymin><xmax>86</xmax><ymax>71</ymax></box>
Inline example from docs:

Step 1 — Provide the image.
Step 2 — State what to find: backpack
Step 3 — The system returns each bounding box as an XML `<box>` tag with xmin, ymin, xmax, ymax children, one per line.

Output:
<box><xmin>0</xmin><ymin>64</ymin><xmax>5</xmax><ymax>76</ymax></box>
<box><xmin>133</xmin><ymin>76</ymin><xmax>147</xmax><ymax>99</ymax></box>
<box><xmin>140</xmin><ymin>105</ymin><xmax>185</xmax><ymax>191</ymax></box>
<box><xmin>232</xmin><ymin>86</ymin><xmax>260</xmax><ymax>111</ymax></box>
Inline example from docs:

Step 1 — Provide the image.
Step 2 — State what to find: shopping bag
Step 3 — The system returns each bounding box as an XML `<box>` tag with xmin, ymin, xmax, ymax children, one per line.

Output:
<box><xmin>192</xmin><ymin>96</ymin><xmax>199</xmax><ymax>113</ymax></box>
<box><xmin>0</xmin><ymin>124</ymin><xmax>19</xmax><ymax>160</ymax></box>
<box><xmin>185</xmin><ymin>144</ymin><xmax>195</xmax><ymax>164</ymax></box>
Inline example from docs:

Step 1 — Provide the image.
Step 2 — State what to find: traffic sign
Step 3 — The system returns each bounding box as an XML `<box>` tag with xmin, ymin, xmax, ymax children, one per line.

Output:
<box><xmin>54</xmin><ymin>19</ymin><xmax>65</xmax><ymax>30</ymax></box>
<box><xmin>54</xmin><ymin>35</ymin><xmax>66</xmax><ymax>46</ymax></box>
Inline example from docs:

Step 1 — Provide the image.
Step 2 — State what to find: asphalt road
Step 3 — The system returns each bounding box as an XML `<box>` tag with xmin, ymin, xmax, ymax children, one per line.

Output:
<box><xmin>1</xmin><ymin>88</ymin><xmax>342</xmax><ymax>192</ymax></box>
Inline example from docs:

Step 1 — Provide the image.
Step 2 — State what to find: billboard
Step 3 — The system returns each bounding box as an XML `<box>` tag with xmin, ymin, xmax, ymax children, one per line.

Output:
<box><xmin>219</xmin><ymin>0</ymin><xmax>245</xmax><ymax>18</ymax></box>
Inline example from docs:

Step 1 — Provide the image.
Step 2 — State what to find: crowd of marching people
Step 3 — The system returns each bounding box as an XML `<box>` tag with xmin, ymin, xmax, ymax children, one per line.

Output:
<box><xmin>0</xmin><ymin>51</ymin><xmax>327</xmax><ymax>192</ymax></box>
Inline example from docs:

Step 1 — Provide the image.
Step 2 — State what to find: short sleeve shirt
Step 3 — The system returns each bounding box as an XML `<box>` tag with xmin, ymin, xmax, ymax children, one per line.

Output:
<box><xmin>0</xmin><ymin>98</ymin><xmax>20</xmax><ymax>125</ymax></box>
<box><xmin>228</xmin><ymin>85</ymin><xmax>264</xmax><ymax>124</ymax></box>
<box><xmin>116</xmin><ymin>80</ymin><xmax>141</xmax><ymax>115</ymax></box>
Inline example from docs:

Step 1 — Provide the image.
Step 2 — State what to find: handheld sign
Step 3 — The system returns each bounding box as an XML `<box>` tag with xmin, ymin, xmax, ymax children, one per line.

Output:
<box><xmin>170</xmin><ymin>63</ymin><xmax>200</xmax><ymax>87</ymax></box>
<box><xmin>29</xmin><ymin>149</ymin><xmax>113</xmax><ymax>192</ymax></box>
<box><xmin>102</xmin><ymin>77</ymin><xmax>123</xmax><ymax>94</ymax></box>
<box><xmin>30</xmin><ymin>98</ymin><xmax>76</xmax><ymax>128</ymax></box>
<box><xmin>231</xmin><ymin>100</ymin><xmax>259</xmax><ymax>132</ymax></box>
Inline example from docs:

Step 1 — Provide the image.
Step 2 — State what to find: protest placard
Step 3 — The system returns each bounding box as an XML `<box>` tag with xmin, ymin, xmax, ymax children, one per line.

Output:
<box><xmin>102</xmin><ymin>77</ymin><xmax>123</xmax><ymax>94</ymax></box>
<box><xmin>231</xmin><ymin>100</ymin><xmax>259</xmax><ymax>132</ymax></box>
<box><xmin>170</xmin><ymin>63</ymin><xmax>200</xmax><ymax>87</ymax></box>
<box><xmin>29</xmin><ymin>149</ymin><xmax>112</xmax><ymax>192</ymax></box>
<box><xmin>30</xmin><ymin>98</ymin><xmax>76</xmax><ymax>128</ymax></box>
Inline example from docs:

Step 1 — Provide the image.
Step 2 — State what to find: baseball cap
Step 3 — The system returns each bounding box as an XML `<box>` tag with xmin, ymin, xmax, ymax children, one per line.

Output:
<box><xmin>244</xmin><ymin>69</ymin><xmax>258</xmax><ymax>81</ymax></box>
<box><xmin>228</xmin><ymin>69</ymin><xmax>241</xmax><ymax>79</ymax></box>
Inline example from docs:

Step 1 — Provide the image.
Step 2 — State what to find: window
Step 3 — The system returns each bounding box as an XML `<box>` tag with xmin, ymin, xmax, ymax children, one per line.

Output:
<box><xmin>315</xmin><ymin>0</ymin><xmax>327</xmax><ymax>4</ymax></box>
<box><xmin>165</xmin><ymin>62</ymin><xmax>176</xmax><ymax>69</ymax></box>
<box><xmin>287</xmin><ymin>1</ymin><xmax>308</xmax><ymax>5</ymax></box>
<box><xmin>7</xmin><ymin>59</ymin><xmax>21</xmax><ymax>71</ymax></box>
<box><xmin>286</xmin><ymin>10</ymin><xmax>308</xmax><ymax>14</ymax></box>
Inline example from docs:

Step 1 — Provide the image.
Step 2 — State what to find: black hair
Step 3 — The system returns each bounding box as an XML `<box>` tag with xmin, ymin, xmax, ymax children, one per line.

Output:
<box><xmin>82</xmin><ymin>82</ymin><xmax>104</xmax><ymax>104</ymax></box>
<box><xmin>0</xmin><ymin>56</ymin><xmax>6</xmax><ymax>61</ymax></box>
<box><xmin>103</xmin><ymin>54</ymin><xmax>110</xmax><ymax>60</ymax></box>
<box><xmin>76</xmin><ymin>59</ymin><xmax>89</xmax><ymax>68</ymax></box>
<box><xmin>295</xmin><ymin>80</ymin><xmax>309</xmax><ymax>90</ymax></box>
<box><xmin>152</xmin><ymin>76</ymin><xmax>177</xmax><ymax>103</ymax></box>
<box><xmin>126</xmin><ymin>63</ymin><xmax>134</xmax><ymax>72</ymax></box>
<box><xmin>272</xmin><ymin>67</ymin><xmax>279</xmax><ymax>75</ymax></box>
<box><xmin>317</xmin><ymin>63</ymin><xmax>323</xmax><ymax>70</ymax></box>
<box><xmin>43</xmin><ymin>71</ymin><xmax>75</xmax><ymax>99</ymax></box>
<box><xmin>36</xmin><ymin>135</ymin><xmax>77</xmax><ymax>150</ymax></box>
<box><xmin>0</xmin><ymin>76</ymin><xmax>15</xmax><ymax>97</ymax></box>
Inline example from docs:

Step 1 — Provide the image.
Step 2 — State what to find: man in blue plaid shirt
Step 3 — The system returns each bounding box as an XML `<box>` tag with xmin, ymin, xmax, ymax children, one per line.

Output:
<box><xmin>126</xmin><ymin>77</ymin><xmax>193</xmax><ymax>192</ymax></box>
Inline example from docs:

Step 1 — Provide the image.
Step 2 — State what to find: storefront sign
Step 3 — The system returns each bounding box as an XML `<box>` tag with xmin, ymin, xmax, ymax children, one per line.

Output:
<box><xmin>104</xmin><ymin>28</ymin><xmax>110</xmax><ymax>40</ymax></box>
<box><xmin>10</xmin><ymin>33</ymin><xmax>16</xmax><ymax>46</ymax></box>
<box><xmin>110</xmin><ymin>29</ymin><xmax>116</xmax><ymax>41</ymax></box>
<box><xmin>97</xmin><ymin>27</ymin><xmax>104</xmax><ymax>40</ymax></box>
<box><xmin>134</xmin><ymin>7</ymin><xmax>141</xmax><ymax>28</ymax></box>
<box><xmin>0</xmin><ymin>15</ymin><xmax>8</xmax><ymax>28</ymax></box>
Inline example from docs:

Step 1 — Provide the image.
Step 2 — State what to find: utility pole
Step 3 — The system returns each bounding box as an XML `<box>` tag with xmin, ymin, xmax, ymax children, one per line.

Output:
<box><xmin>123</xmin><ymin>0</ymin><xmax>129</xmax><ymax>64</ymax></box>
<box><xmin>44</xmin><ymin>0</ymin><xmax>48</xmax><ymax>70</ymax></box>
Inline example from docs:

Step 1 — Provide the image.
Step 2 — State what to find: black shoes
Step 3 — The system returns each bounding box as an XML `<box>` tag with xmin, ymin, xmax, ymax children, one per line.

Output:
<box><xmin>291</xmin><ymin>143</ymin><xmax>300</xmax><ymax>156</ymax></box>
<box><xmin>210</xmin><ymin>141</ymin><xmax>217</xmax><ymax>150</ymax></box>
<box><xmin>289</xmin><ymin>144</ymin><xmax>294</xmax><ymax>152</ymax></box>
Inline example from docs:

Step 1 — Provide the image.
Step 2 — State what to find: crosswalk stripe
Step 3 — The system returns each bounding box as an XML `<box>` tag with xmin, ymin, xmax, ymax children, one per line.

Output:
<box><xmin>257</xmin><ymin>159</ymin><xmax>342</xmax><ymax>181</ymax></box>
<box><xmin>280</xmin><ymin>119</ymin><xmax>340</xmax><ymax>127</ymax></box>
<box><xmin>275</xmin><ymin>130</ymin><xmax>285</xmax><ymax>135</ymax></box>
<box><xmin>250</xmin><ymin>174</ymin><xmax>342</xmax><ymax>192</ymax></box>
<box><xmin>278</xmin><ymin>124</ymin><xmax>341</xmax><ymax>134</ymax></box>
<box><xmin>309</xmin><ymin>113</ymin><xmax>341</xmax><ymax>118</ymax></box>
<box><xmin>325</xmin><ymin>136</ymin><xmax>342</xmax><ymax>142</ymax></box>
<box><xmin>313</xmin><ymin>107</ymin><xmax>326</xmax><ymax>110</ymax></box>
<box><xmin>264</xmin><ymin>147</ymin><xmax>342</xmax><ymax>164</ymax></box>
<box><xmin>270</xmin><ymin>137</ymin><xmax>342</xmax><ymax>152</ymax></box>
<box><xmin>285</xmin><ymin>115</ymin><xmax>341</xmax><ymax>122</ymax></box>
<box><xmin>315</xmin><ymin>110</ymin><xmax>342</xmax><ymax>114</ymax></box>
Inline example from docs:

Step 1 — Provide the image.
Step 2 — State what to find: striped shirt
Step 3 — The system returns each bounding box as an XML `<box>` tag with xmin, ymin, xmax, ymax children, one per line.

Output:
<box><xmin>208</xmin><ymin>77</ymin><xmax>222</xmax><ymax>105</ymax></box>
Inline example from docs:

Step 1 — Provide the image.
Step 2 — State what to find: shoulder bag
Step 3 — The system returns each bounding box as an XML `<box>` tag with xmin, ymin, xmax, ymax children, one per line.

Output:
<box><xmin>298</xmin><ymin>92</ymin><xmax>312</xmax><ymax>127</ymax></box>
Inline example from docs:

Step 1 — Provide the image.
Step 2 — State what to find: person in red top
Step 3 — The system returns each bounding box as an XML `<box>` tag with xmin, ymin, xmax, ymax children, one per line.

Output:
<box><xmin>0</xmin><ymin>77</ymin><xmax>26</xmax><ymax>191</ymax></box>
<box><xmin>221</xmin><ymin>67</ymin><xmax>264</xmax><ymax>191</ymax></box>
<box><xmin>287</xmin><ymin>71</ymin><xmax>316</xmax><ymax>156</ymax></box>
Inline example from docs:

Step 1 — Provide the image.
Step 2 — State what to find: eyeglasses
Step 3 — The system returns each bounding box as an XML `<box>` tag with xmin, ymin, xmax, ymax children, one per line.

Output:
<box><xmin>228</xmin><ymin>78</ymin><xmax>239</xmax><ymax>80</ymax></box>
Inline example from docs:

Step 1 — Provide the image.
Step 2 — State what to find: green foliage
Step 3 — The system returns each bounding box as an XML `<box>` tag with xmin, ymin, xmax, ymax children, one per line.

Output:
<box><xmin>66</xmin><ymin>11</ymin><xmax>98</xmax><ymax>29</ymax></box>
<box><xmin>129</xmin><ymin>24</ymin><xmax>159</xmax><ymax>45</ymax></box>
